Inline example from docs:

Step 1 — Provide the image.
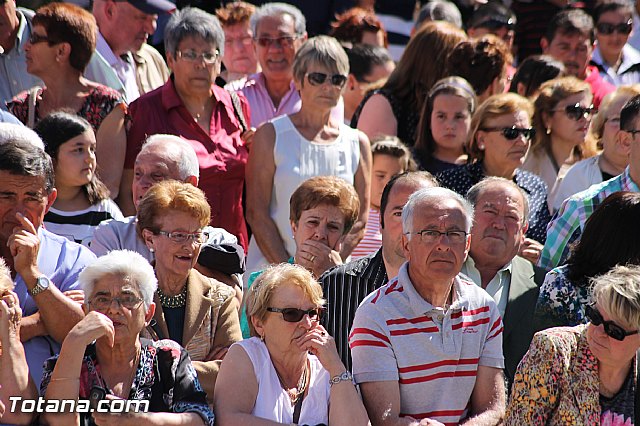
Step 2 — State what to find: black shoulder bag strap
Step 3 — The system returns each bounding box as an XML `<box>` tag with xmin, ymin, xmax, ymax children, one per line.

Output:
<box><xmin>292</xmin><ymin>390</ymin><xmax>305</xmax><ymax>425</ymax></box>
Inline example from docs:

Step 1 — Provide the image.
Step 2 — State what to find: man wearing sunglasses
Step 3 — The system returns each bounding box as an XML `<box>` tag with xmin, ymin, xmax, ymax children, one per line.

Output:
<box><xmin>590</xmin><ymin>0</ymin><xmax>640</xmax><ymax>86</ymax></box>
<box><xmin>350</xmin><ymin>187</ymin><xmax>506</xmax><ymax>426</ymax></box>
<box><xmin>541</xmin><ymin>9</ymin><xmax>614</xmax><ymax>108</ymax></box>
<box><xmin>541</xmin><ymin>94</ymin><xmax>640</xmax><ymax>270</ymax></box>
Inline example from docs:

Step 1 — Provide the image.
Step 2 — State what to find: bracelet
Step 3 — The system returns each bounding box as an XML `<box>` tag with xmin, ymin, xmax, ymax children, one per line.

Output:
<box><xmin>329</xmin><ymin>371</ymin><xmax>353</xmax><ymax>387</ymax></box>
<box><xmin>49</xmin><ymin>377</ymin><xmax>80</xmax><ymax>382</ymax></box>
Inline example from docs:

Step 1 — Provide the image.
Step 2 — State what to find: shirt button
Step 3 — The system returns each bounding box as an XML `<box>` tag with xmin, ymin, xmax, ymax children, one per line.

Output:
<box><xmin>437</xmin><ymin>314</ymin><xmax>444</xmax><ymax>321</ymax></box>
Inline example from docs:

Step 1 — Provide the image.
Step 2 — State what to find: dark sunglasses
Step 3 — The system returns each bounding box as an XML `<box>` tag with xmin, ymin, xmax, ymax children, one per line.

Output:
<box><xmin>306</xmin><ymin>72</ymin><xmax>348</xmax><ymax>88</ymax></box>
<box><xmin>476</xmin><ymin>17</ymin><xmax>516</xmax><ymax>31</ymax></box>
<box><xmin>596</xmin><ymin>20</ymin><xmax>633</xmax><ymax>35</ymax></box>
<box><xmin>586</xmin><ymin>304</ymin><xmax>639</xmax><ymax>341</ymax></box>
<box><xmin>555</xmin><ymin>103</ymin><xmax>596</xmax><ymax>121</ymax></box>
<box><xmin>267</xmin><ymin>307</ymin><xmax>323</xmax><ymax>322</ymax></box>
<box><xmin>254</xmin><ymin>36</ymin><xmax>298</xmax><ymax>48</ymax></box>
<box><xmin>479</xmin><ymin>126</ymin><xmax>536</xmax><ymax>141</ymax></box>
<box><xmin>28</xmin><ymin>33</ymin><xmax>52</xmax><ymax>45</ymax></box>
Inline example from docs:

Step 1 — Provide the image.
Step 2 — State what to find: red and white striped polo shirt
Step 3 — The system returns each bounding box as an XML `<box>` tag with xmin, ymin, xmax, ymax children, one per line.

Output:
<box><xmin>349</xmin><ymin>263</ymin><xmax>504</xmax><ymax>426</ymax></box>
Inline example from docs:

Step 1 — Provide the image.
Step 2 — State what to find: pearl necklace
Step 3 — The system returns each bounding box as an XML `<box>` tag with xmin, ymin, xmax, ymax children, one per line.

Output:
<box><xmin>157</xmin><ymin>286</ymin><xmax>187</xmax><ymax>308</ymax></box>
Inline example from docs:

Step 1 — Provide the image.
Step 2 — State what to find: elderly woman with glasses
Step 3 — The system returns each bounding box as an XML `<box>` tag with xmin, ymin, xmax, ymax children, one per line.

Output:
<box><xmin>124</xmin><ymin>8</ymin><xmax>251</xmax><ymax>250</ymax></box>
<box><xmin>40</xmin><ymin>250</ymin><xmax>214</xmax><ymax>426</ymax></box>
<box><xmin>215</xmin><ymin>263</ymin><xmax>369</xmax><ymax>425</ymax></box>
<box><xmin>246</xmin><ymin>35</ymin><xmax>371</xmax><ymax>277</ymax></box>
<box><xmin>136</xmin><ymin>180</ymin><xmax>242</xmax><ymax>405</ymax></box>
<box><xmin>507</xmin><ymin>263</ymin><xmax>640</xmax><ymax>425</ymax></box>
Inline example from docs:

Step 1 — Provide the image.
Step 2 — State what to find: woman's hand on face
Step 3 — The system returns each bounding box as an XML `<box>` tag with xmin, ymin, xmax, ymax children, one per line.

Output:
<box><xmin>67</xmin><ymin>311</ymin><xmax>115</xmax><ymax>347</ymax></box>
<box><xmin>0</xmin><ymin>291</ymin><xmax>22</xmax><ymax>343</ymax></box>
<box><xmin>295</xmin><ymin>323</ymin><xmax>344</xmax><ymax>375</ymax></box>
<box><xmin>297</xmin><ymin>240</ymin><xmax>343</xmax><ymax>277</ymax></box>
<box><xmin>519</xmin><ymin>238</ymin><xmax>543</xmax><ymax>264</ymax></box>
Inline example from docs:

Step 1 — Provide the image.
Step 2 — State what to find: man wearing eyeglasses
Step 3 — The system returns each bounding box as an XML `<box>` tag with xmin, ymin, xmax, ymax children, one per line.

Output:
<box><xmin>541</xmin><ymin>8</ymin><xmax>614</xmax><ymax>108</ymax></box>
<box><xmin>541</xmin><ymin>94</ymin><xmax>640</xmax><ymax>270</ymax></box>
<box><xmin>462</xmin><ymin>177</ymin><xmax>545</xmax><ymax>388</ymax></box>
<box><xmin>350</xmin><ymin>187</ymin><xmax>506</xmax><ymax>426</ymax></box>
<box><xmin>590</xmin><ymin>0</ymin><xmax>640</xmax><ymax>86</ymax></box>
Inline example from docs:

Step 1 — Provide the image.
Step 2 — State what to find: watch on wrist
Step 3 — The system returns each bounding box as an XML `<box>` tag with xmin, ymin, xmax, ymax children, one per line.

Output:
<box><xmin>29</xmin><ymin>276</ymin><xmax>51</xmax><ymax>297</ymax></box>
<box><xmin>329</xmin><ymin>371</ymin><xmax>353</xmax><ymax>387</ymax></box>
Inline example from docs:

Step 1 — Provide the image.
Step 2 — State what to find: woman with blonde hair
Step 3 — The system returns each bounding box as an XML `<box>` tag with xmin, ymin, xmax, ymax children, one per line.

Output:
<box><xmin>353</xmin><ymin>21</ymin><xmax>467</xmax><ymax>147</ymax></box>
<box><xmin>523</xmin><ymin>76</ymin><xmax>598</xmax><ymax>193</ymax></box>
<box><xmin>551</xmin><ymin>85</ymin><xmax>640</xmax><ymax>211</ymax></box>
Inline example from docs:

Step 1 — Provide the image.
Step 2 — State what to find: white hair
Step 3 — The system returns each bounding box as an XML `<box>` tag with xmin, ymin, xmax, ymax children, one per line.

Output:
<box><xmin>140</xmin><ymin>134</ymin><xmax>200</xmax><ymax>180</ymax></box>
<box><xmin>0</xmin><ymin>123</ymin><xmax>45</xmax><ymax>150</ymax></box>
<box><xmin>0</xmin><ymin>258</ymin><xmax>12</xmax><ymax>294</ymax></box>
<box><xmin>402</xmin><ymin>187</ymin><xmax>474</xmax><ymax>238</ymax></box>
<box><xmin>79</xmin><ymin>250</ymin><xmax>157</xmax><ymax>308</ymax></box>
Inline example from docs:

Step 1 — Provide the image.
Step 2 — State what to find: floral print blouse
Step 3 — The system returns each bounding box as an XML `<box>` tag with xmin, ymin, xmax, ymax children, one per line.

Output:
<box><xmin>534</xmin><ymin>265</ymin><xmax>591</xmax><ymax>331</ymax></box>
<box><xmin>40</xmin><ymin>338</ymin><xmax>214</xmax><ymax>426</ymax></box>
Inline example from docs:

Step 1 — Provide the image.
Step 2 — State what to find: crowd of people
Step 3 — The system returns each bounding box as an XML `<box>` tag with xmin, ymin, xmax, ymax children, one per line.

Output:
<box><xmin>3</xmin><ymin>0</ymin><xmax>640</xmax><ymax>424</ymax></box>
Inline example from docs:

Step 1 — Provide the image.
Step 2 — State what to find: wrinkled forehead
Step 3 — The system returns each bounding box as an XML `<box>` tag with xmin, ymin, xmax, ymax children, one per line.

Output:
<box><xmin>476</xmin><ymin>187</ymin><xmax>525</xmax><ymax>212</ymax></box>
<box><xmin>413</xmin><ymin>198</ymin><xmax>468</xmax><ymax>227</ymax></box>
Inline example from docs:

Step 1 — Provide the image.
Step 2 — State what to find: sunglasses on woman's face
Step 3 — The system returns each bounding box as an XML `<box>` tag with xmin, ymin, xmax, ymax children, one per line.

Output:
<box><xmin>306</xmin><ymin>72</ymin><xmax>348</xmax><ymax>88</ymax></box>
<box><xmin>479</xmin><ymin>126</ymin><xmax>536</xmax><ymax>141</ymax></box>
<box><xmin>586</xmin><ymin>304</ymin><xmax>639</xmax><ymax>341</ymax></box>
<box><xmin>555</xmin><ymin>103</ymin><xmax>596</xmax><ymax>121</ymax></box>
<box><xmin>266</xmin><ymin>307</ymin><xmax>323</xmax><ymax>322</ymax></box>
<box><xmin>596</xmin><ymin>20</ymin><xmax>633</xmax><ymax>36</ymax></box>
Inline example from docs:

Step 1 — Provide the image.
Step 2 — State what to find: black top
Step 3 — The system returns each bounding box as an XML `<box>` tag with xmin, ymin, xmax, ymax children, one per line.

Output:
<box><xmin>164</xmin><ymin>306</ymin><xmax>186</xmax><ymax>346</ymax></box>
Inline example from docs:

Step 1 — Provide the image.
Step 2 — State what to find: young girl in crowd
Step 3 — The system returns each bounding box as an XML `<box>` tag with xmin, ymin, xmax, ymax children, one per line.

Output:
<box><xmin>413</xmin><ymin>76</ymin><xmax>477</xmax><ymax>174</ymax></box>
<box><xmin>34</xmin><ymin>112</ymin><xmax>123</xmax><ymax>246</ymax></box>
<box><xmin>351</xmin><ymin>137</ymin><xmax>414</xmax><ymax>259</ymax></box>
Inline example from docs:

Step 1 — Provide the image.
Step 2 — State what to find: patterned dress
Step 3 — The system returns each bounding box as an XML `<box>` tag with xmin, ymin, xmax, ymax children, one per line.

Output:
<box><xmin>534</xmin><ymin>265</ymin><xmax>591</xmax><ymax>331</ymax></box>
<box><xmin>40</xmin><ymin>338</ymin><xmax>215</xmax><ymax>426</ymax></box>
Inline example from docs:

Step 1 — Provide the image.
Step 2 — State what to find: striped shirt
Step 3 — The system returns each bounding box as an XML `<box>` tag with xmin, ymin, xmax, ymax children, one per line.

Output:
<box><xmin>539</xmin><ymin>167</ymin><xmax>639</xmax><ymax>270</ymax></box>
<box><xmin>349</xmin><ymin>263</ymin><xmax>504</xmax><ymax>426</ymax></box>
<box><xmin>350</xmin><ymin>208</ymin><xmax>382</xmax><ymax>259</ymax></box>
<box><xmin>320</xmin><ymin>249</ymin><xmax>388</xmax><ymax>370</ymax></box>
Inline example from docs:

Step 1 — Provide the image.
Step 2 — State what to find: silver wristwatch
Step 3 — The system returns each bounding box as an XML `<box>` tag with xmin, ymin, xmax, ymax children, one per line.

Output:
<box><xmin>329</xmin><ymin>371</ymin><xmax>353</xmax><ymax>387</ymax></box>
<box><xmin>29</xmin><ymin>275</ymin><xmax>51</xmax><ymax>297</ymax></box>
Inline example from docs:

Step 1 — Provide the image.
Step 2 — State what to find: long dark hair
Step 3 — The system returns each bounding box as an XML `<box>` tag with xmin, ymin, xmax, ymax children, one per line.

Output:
<box><xmin>34</xmin><ymin>111</ymin><xmax>110</xmax><ymax>204</ymax></box>
<box><xmin>566</xmin><ymin>192</ymin><xmax>640</xmax><ymax>284</ymax></box>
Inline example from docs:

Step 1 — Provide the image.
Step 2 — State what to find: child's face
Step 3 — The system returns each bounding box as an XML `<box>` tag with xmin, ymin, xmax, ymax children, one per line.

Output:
<box><xmin>430</xmin><ymin>94</ymin><xmax>471</xmax><ymax>155</ymax></box>
<box><xmin>370</xmin><ymin>154</ymin><xmax>406</xmax><ymax>209</ymax></box>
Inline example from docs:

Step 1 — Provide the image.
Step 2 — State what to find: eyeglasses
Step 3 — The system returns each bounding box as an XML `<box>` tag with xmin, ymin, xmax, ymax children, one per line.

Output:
<box><xmin>28</xmin><ymin>33</ymin><xmax>53</xmax><ymax>45</ymax></box>
<box><xmin>408</xmin><ymin>229</ymin><xmax>468</xmax><ymax>244</ymax></box>
<box><xmin>596</xmin><ymin>20</ymin><xmax>633</xmax><ymax>35</ymax></box>
<box><xmin>624</xmin><ymin>128</ymin><xmax>640</xmax><ymax>137</ymax></box>
<box><xmin>306</xmin><ymin>72</ymin><xmax>348</xmax><ymax>88</ymax></box>
<box><xmin>586</xmin><ymin>304</ymin><xmax>639</xmax><ymax>341</ymax></box>
<box><xmin>176</xmin><ymin>49</ymin><xmax>220</xmax><ymax>64</ymax></box>
<box><xmin>157</xmin><ymin>230</ymin><xmax>209</xmax><ymax>244</ymax></box>
<box><xmin>476</xmin><ymin>17</ymin><xmax>516</xmax><ymax>31</ymax></box>
<box><xmin>479</xmin><ymin>126</ymin><xmax>536</xmax><ymax>141</ymax></box>
<box><xmin>554</xmin><ymin>103</ymin><xmax>596</xmax><ymax>121</ymax></box>
<box><xmin>89</xmin><ymin>294</ymin><xmax>144</xmax><ymax>311</ymax></box>
<box><xmin>224</xmin><ymin>36</ymin><xmax>253</xmax><ymax>47</ymax></box>
<box><xmin>266</xmin><ymin>307</ymin><xmax>323</xmax><ymax>322</ymax></box>
<box><xmin>254</xmin><ymin>36</ymin><xmax>298</xmax><ymax>48</ymax></box>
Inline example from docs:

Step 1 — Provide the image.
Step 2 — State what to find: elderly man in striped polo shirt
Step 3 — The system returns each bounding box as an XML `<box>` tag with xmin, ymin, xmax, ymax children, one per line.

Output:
<box><xmin>350</xmin><ymin>187</ymin><xmax>505</xmax><ymax>426</ymax></box>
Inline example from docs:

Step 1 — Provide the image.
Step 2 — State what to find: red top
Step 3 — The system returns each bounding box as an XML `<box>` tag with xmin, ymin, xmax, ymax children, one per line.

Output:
<box><xmin>584</xmin><ymin>65</ymin><xmax>615</xmax><ymax>109</ymax></box>
<box><xmin>125</xmin><ymin>78</ymin><xmax>251</xmax><ymax>250</ymax></box>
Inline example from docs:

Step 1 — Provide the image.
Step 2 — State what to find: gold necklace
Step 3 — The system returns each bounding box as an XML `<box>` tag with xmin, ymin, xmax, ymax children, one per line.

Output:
<box><xmin>274</xmin><ymin>360</ymin><xmax>309</xmax><ymax>405</ymax></box>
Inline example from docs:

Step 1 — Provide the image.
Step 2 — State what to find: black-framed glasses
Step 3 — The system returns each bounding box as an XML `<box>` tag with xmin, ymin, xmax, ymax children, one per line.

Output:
<box><xmin>476</xmin><ymin>17</ymin><xmax>516</xmax><ymax>31</ymax></box>
<box><xmin>157</xmin><ymin>230</ymin><xmax>209</xmax><ymax>244</ymax></box>
<box><xmin>586</xmin><ymin>304</ymin><xmax>639</xmax><ymax>341</ymax></box>
<box><xmin>624</xmin><ymin>129</ymin><xmax>640</xmax><ymax>137</ymax></box>
<box><xmin>306</xmin><ymin>72</ymin><xmax>348</xmax><ymax>88</ymax></box>
<box><xmin>479</xmin><ymin>126</ymin><xmax>536</xmax><ymax>141</ymax></box>
<box><xmin>266</xmin><ymin>307</ymin><xmax>323</xmax><ymax>322</ymax></box>
<box><xmin>176</xmin><ymin>49</ymin><xmax>219</xmax><ymax>64</ymax></box>
<box><xmin>89</xmin><ymin>294</ymin><xmax>144</xmax><ymax>311</ymax></box>
<box><xmin>596</xmin><ymin>20</ymin><xmax>633</xmax><ymax>35</ymax></box>
<box><xmin>28</xmin><ymin>33</ymin><xmax>53</xmax><ymax>45</ymax></box>
<box><xmin>408</xmin><ymin>229</ymin><xmax>468</xmax><ymax>244</ymax></box>
<box><xmin>254</xmin><ymin>36</ymin><xmax>298</xmax><ymax>48</ymax></box>
<box><xmin>554</xmin><ymin>103</ymin><xmax>596</xmax><ymax>121</ymax></box>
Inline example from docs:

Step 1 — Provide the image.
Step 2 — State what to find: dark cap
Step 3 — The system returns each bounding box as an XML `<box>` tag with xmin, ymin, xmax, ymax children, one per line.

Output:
<box><xmin>197</xmin><ymin>243</ymin><xmax>246</xmax><ymax>276</ymax></box>
<box><xmin>121</xmin><ymin>0</ymin><xmax>175</xmax><ymax>15</ymax></box>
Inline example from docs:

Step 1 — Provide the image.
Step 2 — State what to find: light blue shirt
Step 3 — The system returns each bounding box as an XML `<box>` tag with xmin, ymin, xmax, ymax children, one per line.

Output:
<box><xmin>591</xmin><ymin>44</ymin><xmax>640</xmax><ymax>86</ymax></box>
<box><xmin>461</xmin><ymin>256</ymin><xmax>512</xmax><ymax>318</ymax></box>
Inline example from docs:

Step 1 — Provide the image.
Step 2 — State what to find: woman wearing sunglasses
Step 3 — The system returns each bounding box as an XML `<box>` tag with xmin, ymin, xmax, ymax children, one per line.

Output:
<box><xmin>523</xmin><ymin>76</ymin><xmax>598</xmax><ymax>195</ymax></box>
<box><xmin>215</xmin><ymin>263</ymin><xmax>369</xmax><ymax>426</ymax></box>
<box><xmin>438</xmin><ymin>93</ymin><xmax>551</xmax><ymax>262</ymax></box>
<box><xmin>137</xmin><ymin>180</ymin><xmax>242</xmax><ymax>405</ymax></box>
<box><xmin>591</xmin><ymin>0</ymin><xmax>640</xmax><ymax>87</ymax></box>
<box><xmin>246</xmin><ymin>36</ymin><xmax>371</xmax><ymax>277</ymax></box>
<box><xmin>535</xmin><ymin>191</ymin><xmax>640</xmax><ymax>332</ymax></box>
<box><xmin>507</xmin><ymin>263</ymin><xmax>640</xmax><ymax>425</ymax></box>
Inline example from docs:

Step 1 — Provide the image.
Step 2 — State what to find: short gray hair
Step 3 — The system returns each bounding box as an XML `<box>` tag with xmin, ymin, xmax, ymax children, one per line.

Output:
<box><xmin>141</xmin><ymin>134</ymin><xmax>200</xmax><ymax>180</ymax></box>
<box><xmin>0</xmin><ymin>258</ymin><xmax>12</xmax><ymax>294</ymax></box>
<box><xmin>402</xmin><ymin>187</ymin><xmax>474</xmax><ymax>237</ymax></box>
<box><xmin>415</xmin><ymin>0</ymin><xmax>463</xmax><ymax>30</ymax></box>
<box><xmin>0</xmin><ymin>123</ymin><xmax>45</xmax><ymax>150</ymax></box>
<box><xmin>165</xmin><ymin>7</ymin><xmax>225</xmax><ymax>58</ymax></box>
<box><xmin>293</xmin><ymin>36</ymin><xmax>349</xmax><ymax>83</ymax></box>
<box><xmin>79</xmin><ymin>250</ymin><xmax>157</xmax><ymax>309</ymax></box>
<box><xmin>466</xmin><ymin>177</ymin><xmax>530</xmax><ymax>225</ymax></box>
<box><xmin>592</xmin><ymin>264</ymin><xmax>640</xmax><ymax>332</ymax></box>
<box><xmin>250</xmin><ymin>2</ymin><xmax>306</xmax><ymax>36</ymax></box>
